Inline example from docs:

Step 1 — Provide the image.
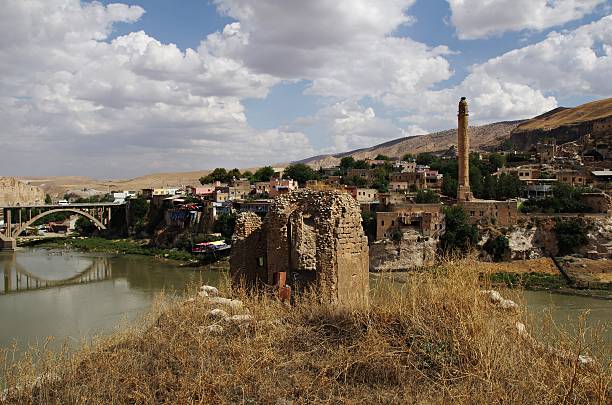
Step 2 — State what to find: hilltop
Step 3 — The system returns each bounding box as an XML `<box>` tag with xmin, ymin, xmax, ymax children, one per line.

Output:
<box><xmin>297</xmin><ymin>120</ymin><xmax>523</xmax><ymax>168</ymax></box>
<box><xmin>509</xmin><ymin>97</ymin><xmax>612</xmax><ymax>149</ymax></box>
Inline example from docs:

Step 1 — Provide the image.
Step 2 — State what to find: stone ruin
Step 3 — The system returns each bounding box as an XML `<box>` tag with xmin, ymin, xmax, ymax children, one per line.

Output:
<box><xmin>230</xmin><ymin>189</ymin><xmax>369</xmax><ymax>308</ymax></box>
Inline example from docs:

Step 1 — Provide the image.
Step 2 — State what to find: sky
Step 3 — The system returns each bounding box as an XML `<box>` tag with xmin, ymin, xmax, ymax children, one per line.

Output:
<box><xmin>1</xmin><ymin>0</ymin><xmax>611</xmax><ymax>179</ymax></box>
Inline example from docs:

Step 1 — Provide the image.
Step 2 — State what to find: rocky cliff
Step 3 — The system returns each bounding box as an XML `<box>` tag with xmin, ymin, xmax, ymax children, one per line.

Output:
<box><xmin>369</xmin><ymin>230</ymin><xmax>437</xmax><ymax>271</ymax></box>
<box><xmin>0</xmin><ymin>177</ymin><xmax>45</xmax><ymax>206</ymax></box>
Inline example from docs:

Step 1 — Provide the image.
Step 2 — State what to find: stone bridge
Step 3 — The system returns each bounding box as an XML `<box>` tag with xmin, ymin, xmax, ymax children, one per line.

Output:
<box><xmin>0</xmin><ymin>203</ymin><xmax>125</xmax><ymax>251</ymax></box>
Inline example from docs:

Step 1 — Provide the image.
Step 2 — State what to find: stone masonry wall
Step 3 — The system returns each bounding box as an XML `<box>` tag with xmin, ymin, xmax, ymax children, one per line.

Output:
<box><xmin>230</xmin><ymin>212</ymin><xmax>266</xmax><ymax>287</ymax></box>
<box><xmin>231</xmin><ymin>189</ymin><xmax>369</xmax><ymax>307</ymax></box>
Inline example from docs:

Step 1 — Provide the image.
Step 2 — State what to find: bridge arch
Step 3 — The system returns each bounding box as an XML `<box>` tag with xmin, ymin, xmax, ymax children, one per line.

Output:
<box><xmin>11</xmin><ymin>208</ymin><xmax>107</xmax><ymax>237</ymax></box>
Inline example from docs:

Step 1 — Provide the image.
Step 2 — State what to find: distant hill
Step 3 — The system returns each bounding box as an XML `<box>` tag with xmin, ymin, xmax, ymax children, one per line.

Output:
<box><xmin>297</xmin><ymin>121</ymin><xmax>524</xmax><ymax>168</ymax></box>
<box><xmin>509</xmin><ymin>97</ymin><xmax>612</xmax><ymax>149</ymax></box>
<box><xmin>298</xmin><ymin>97</ymin><xmax>612</xmax><ymax>167</ymax></box>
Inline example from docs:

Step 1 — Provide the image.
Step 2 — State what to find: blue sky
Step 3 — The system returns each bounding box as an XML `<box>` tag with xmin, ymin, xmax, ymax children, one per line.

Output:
<box><xmin>1</xmin><ymin>0</ymin><xmax>611</xmax><ymax>177</ymax></box>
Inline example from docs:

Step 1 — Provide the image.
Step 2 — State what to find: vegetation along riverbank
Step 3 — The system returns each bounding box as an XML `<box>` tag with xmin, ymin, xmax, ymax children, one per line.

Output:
<box><xmin>2</xmin><ymin>260</ymin><xmax>609</xmax><ymax>404</ymax></box>
<box><xmin>19</xmin><ymin>237</ymin><xmax>198</xmax><ymax>262</ymax></box>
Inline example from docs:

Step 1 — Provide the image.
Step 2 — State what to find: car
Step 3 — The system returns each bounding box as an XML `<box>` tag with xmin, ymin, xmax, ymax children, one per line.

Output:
<box><xmin>58</xmin><ymin>200</ymin><xmax>70</xmax><ymax>206</ymax></box>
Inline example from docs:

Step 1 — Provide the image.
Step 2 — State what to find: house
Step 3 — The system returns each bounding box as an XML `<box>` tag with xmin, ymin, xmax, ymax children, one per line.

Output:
<box><xmin>556</xmin><ymin>170</ymin><xmax>587</xmax><ymax>187</ymax></box>
<box><xmin>458</xmin><ymin>200</ymin><xmax>519</xmax><ymax>227</ymax></box>
<box><xmin>234</xmin><ymin>199</ymin><xmax>273</xmax><ymax>214</ymax></box>
<box><xmin>269</xmin><ymin>179</ymin><xmax>299</xmax><ymax>198</ymax></box>
<box><xmin>375</xmin><ymin>203</ymin><xmax>445</xmax><ymax>240</ymax></box>
<box><xmin>355</xmin><ymin>188</ymin><xmax>378</xmax><ymax>203</ymax></box>
<box><xmin>536</xmin><ymin>139</ymin><xmax>556</xmax><ymax>163</ymax></box>
<box><xmin>255</xmin><ymin>181</ymin><xmax>270</xmax><ymax>195</ymax></box>
<box><xmin>389</xmin><ymin>172</ymin><xmax>425</xmax><ymax>191</ymax></box>
<box><xmin>346</xmin><ymin>168</ymin><xmax>377</xmax><ymax>182</ymax></box>
<box><xmin>590</xmin><ymin>170</ymin><xmax>612</xmax><ymax>190</ymax></box>
<box><xmin>524</xmin><ymin>178</ymin><xmax>556</xmax><ymax>200</ymax></box>
<box><xmin>190</xmin><ymin>185</ymin><xmax>216</xmax><ymax>196</ymax></box>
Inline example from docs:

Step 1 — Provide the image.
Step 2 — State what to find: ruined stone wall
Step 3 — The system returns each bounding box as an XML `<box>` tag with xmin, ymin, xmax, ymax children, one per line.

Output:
<box><xmin>334</xmin><ymin>196</ymin><xmax>370</xmax><ymax>307</ymax></box>
<box><xmin>0</xmin><ymin>177</ymin><xmax>45</xmax><ymax>206</ymax></box>
<box><xmin>460</xmin><ymin>200</ymin><xmax>518</xmax><ymax>227</ymax></box>
<box><xmin>230</xmin><ymin>212</ymin><xmax>266</xmax><ymax>286</ymax></box>
<box><xmin>232</xmin><ymin>189</ymin><xmax>369</xmax><ymax>307</ymax></box>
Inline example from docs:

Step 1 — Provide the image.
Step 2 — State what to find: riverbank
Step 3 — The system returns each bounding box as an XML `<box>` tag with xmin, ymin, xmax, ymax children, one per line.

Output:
<box><xmin>2</xmin><ymin>261</ymin><xmax>609</xmax><ymax>403</ymax></box>
<box><xmin>474</xmin><ymin>258</ymin><xmax>612</xmax><ymax>300</ymax></box>
<box><xmin>19</xmin><ymin>237</ymin><xmax>196</xmax><ymax>262</ymax></box>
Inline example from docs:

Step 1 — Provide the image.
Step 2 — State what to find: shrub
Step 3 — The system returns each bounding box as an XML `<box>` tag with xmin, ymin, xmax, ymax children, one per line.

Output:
<box><xmin>483</xmin><ymin>235</ymin><xmax>510</xmax><ymax>262</ymax></box>
<box><xmin>554</xmin><ymin>219</ymin><xmax>589</xmax><ymax>256</ymax></box>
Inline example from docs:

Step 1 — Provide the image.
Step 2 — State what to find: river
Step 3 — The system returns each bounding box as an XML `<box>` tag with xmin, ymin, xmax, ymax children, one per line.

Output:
<box><xmin>1</xmin><ymin>249</ymin><xmax>610</xmax><ymax>356</ymax></box>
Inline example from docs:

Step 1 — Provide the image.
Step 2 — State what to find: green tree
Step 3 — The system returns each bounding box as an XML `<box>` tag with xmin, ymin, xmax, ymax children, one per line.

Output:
<box><xmin>353</xmin><ymin>160</ymin><xmax>370</xmax><ymax>169</ymax></box>
<box><xmin>374</xmin><ymin>154</ymin><xmax>391</xmax><ymax>160</ymax></box>
<box><xmin>75</xmin><ymin>217</ymin><xmax>97</xmax><ymax>236</ymax></box>
<box><xmin>227</xmin><ymin>168</ymin><xmax>242</xmax><ymax>180</ymax></box>
<box><xmin>214</xmin><ymin>213</ymin><xmax>236</xmax><ymax>239</ymax></box>
<box><xmin>252</xmin><ymin>166</ymin><xmax>275</xmax><ymax>182</ymax></box>
<box><xmin>343</xmin><ymin>175</ymin><xmax>368</xmax><ymax>188</ymax></box>
<box><xmin>242</xmin><ymin>170</ymin><xmax>254</xmax><ymax>181</ymax></box>
<box><xmin>415</xmin><ymin>189</ymin><xmax>440</xmax><ymax>203</ymax></box>
<box><xmin>440</xmin><ymin>206</ymin><xmax>478</xmax><ymax>255</ymax></box>
<box><xmin>488</xmin><ymin>153</ymin><xmax>505</xmax><ymax>173</ymax></box>
<box><xmin>402</xmin><ymin>153</ymin><xmax>415</xmax><ymax>161</ymax></box>
<box><xmin>442</xmin><ymin>177</ymin><xmax>458</xmax><ymax>198</ymax></box>
<box><xmin>554</xmin><ymin>219</ymin><xmax>588</xmax><ymax>256</ymax></box>
<box><xmin>284</xmin><ymin>163</ymin><xmax>319</xmax><ymax>185</ymax></box>
<box><xmin>416</xmin><ymin>152</ymin><xmax>435</xmax><ymax>166</ymax></box>
<box><xmin>44</xmin><ymin>194</ymin><xmax>52</xmax><ymax>204</ymax></box>
<box><xmin>339</xmin><ymin>157</ymin><xmax>355</xmax><ymax>171</ymax></box>
<box><xmin>200</xmin><ymin>168</ymin><xmax>229</xmax><ymax>184</ymax></box>
<box><xmin>483</xmin><ymin>235</ymin><xmax>510</xmax><ymax>262</ymax></box>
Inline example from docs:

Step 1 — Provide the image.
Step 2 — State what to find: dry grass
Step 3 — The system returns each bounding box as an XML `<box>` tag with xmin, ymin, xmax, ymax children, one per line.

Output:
<box><xmin>2</xmin><ymin>261</ymin><xmax>610</xmax><ymax>404</ymax></box>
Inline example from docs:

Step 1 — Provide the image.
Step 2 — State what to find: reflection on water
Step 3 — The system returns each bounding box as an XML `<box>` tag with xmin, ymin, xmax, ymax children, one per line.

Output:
<box><xmin>0</xmin><ymin>249</ymin><xmax>228</xmax><ymax>354</ymax></box>
<box><xmin>1</xmin><ymin>251</ymin><xmax>112</xmax><ymax>294</ymax></box>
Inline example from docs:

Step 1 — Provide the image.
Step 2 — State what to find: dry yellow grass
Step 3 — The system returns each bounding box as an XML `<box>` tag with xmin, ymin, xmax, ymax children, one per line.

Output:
<box><xmin>472</xmin><ymin>258</ymin><xmax>560</xmax><ymax>275</ymax></box>
<box><xmin>2</xmin><ymin>261</ymin><xmax>610</xmax><ymax>404</ymax></box>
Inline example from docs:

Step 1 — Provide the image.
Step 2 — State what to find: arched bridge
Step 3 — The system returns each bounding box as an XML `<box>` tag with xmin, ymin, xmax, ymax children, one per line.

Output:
<box><xmin>1</xmin><ymin>202</ymin><xmax>126</xmax><ymax>251</ymax></box>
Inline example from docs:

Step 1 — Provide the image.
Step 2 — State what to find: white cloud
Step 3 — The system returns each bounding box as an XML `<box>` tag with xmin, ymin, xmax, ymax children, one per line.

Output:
<box><xmin>1</xmin><ymin>0</ymin><xmax>608</xmax><ymax>176</ymax></box>
<box><xmin>0</xmin><ymin>0</ymin><xmax>308</xmax><ymax>177</ymax></box>
<box><xmin>384</xmin><ymin>14</ymin><xmax>612</xmax><ymax>131</ymax></box>
<box><xmin>294</xmin><ymin>100</ymin><xmax>422</xmax><ymax>152</ymax></box>
<box><xmin>212</xmin><ymin>0</ymin><xmax>453</xmax><ymax>98</ymax></box>
<box><xmin>448</xmin><ymin>0</ymin><xmax>605</xmax><ymax>39</ymax></box>
<box><xmin>474</xmin><ymin>15</ymin><xmax>612</xmax><ymax>96</ymax></box>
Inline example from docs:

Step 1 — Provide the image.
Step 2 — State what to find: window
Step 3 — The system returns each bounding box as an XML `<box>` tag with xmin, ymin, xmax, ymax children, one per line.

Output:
<box><xmin>381</xmin><ymin>220</ymin><xmax>384</xmax><ymax>226</ymax></box>
<box><xmin>391</xmin><ymin>220</ymin><xmax>395</xmax><ymax>226</ymax></box>
<box><xmin>470</xmin><ymin>211</ymin><xmax>475</xmax><ymax>216</ymax></box>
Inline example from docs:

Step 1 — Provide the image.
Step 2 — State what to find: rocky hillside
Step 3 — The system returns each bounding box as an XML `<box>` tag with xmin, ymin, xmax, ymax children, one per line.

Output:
<box><xmin>0</xmin><ymin>177</ymin><xmax>45</xmax><ymax>206</ymax></box>
<box><xmin>509</xmin><ymin>97</ymin><xmax>612</xmax><ymax>150</ymax></box>
<box><xmin>297</xmin><ymin>121</ymin><xmax>523</xmax><ymax>168</ymax></box>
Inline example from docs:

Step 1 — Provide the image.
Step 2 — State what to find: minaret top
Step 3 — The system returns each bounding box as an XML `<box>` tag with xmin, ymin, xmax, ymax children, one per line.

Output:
<box><xmin>458</xmin><ymin>97</ymin><xmax>468</xmax><ymax>115</ymax></box>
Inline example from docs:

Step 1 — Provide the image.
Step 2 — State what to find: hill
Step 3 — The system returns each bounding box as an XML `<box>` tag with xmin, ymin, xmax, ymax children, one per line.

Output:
<box><xmin>297</xmin><ymin>120</ymin><xmax>523</xmax><ymax>167</ymax></box>
<box><xmin>20</xmin><ymin>170</ymin><xmax>214</xmax><ymax>198</ymax></box>
<box><xmin>298</xmin><ymin>97</ymin><xmax>612</xmax><ymax>167</ymax></box>
<box><xmin>509</xmin><ymin>97</ymin><xmax>612</xmax><ymax>149</ymax></box>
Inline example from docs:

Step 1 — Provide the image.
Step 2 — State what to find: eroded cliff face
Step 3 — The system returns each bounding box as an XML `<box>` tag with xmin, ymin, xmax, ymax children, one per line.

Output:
<box><xmin>501</xmin><ymin>216</ymin><xmax>612</xmax><ymax>259</ymax></box>
<box><xmin>369</xmin><ymin>230</ymin><xmax>437</xmax><ymax>271</ymax></box>
<box><xmin>0</xmin><ymin>177</ymin><xmax>45</xmax><ymax>206</ymax></box>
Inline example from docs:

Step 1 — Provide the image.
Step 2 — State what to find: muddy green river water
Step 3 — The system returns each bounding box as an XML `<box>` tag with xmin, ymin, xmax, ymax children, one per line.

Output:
<box><xmin>1</xmin><ymin>249</ymin><xmax>610</xmax><ymax>355</ymax></box>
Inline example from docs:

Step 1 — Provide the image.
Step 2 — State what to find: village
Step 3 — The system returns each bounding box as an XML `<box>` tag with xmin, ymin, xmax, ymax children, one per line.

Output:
<box><xmin>2</xmin><ymin>97</ymin><xmax>610</xmax><ymax>284</ymax></box>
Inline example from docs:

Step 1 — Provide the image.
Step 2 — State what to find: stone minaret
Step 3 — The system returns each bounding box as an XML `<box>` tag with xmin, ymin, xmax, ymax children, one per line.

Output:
<box><xmin>457</xmin><ymin>97</ymin><xmax>472</xmax><ymax>201</ymax></box>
